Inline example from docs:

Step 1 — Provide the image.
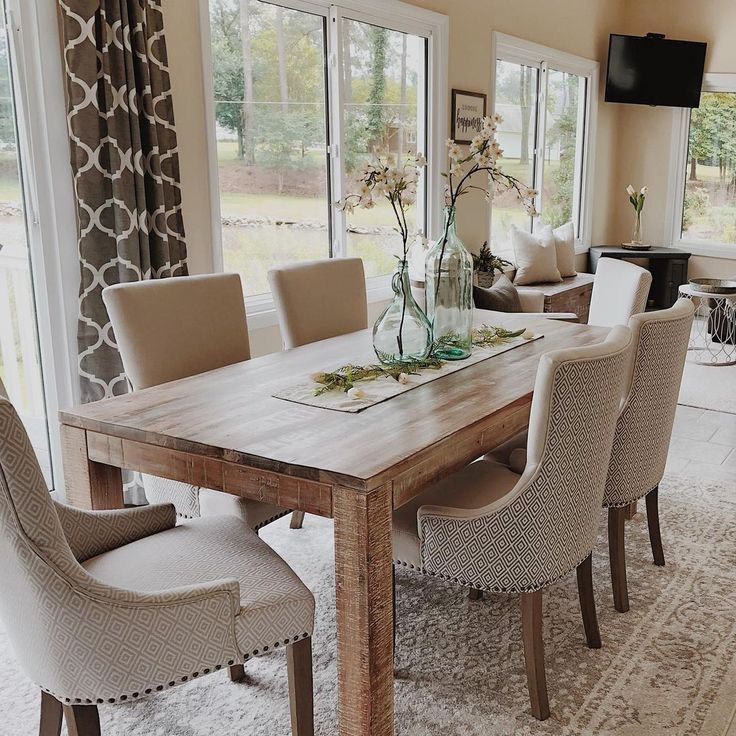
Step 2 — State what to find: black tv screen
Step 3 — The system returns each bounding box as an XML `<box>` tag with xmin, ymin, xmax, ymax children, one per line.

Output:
<box><xmin>605</xmin><ymin>34</ymin><xmax>707</xmax><ymax>108</ymax></box>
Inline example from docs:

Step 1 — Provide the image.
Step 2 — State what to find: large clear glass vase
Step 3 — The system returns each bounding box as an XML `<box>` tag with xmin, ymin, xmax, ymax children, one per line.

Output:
<box><xmin>425</xmin><ymin>206</ymin><xmax>473</xmax><ymax>360</ymax></box>
<box><xmin>372</xmin><ymin>260</ymin><xmax>432</xmax><ymax>364</ymax></box>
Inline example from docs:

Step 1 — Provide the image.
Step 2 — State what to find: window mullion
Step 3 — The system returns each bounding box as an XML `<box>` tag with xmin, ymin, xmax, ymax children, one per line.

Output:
<box><xmin>532</xmin><ymin>61</ymin><xmax>548</xmax><ymax>230</ymax></box>
<box><xmin>327</xmin><ymin>6</ymin><xmax>347</xmax><ymax>259</ymax></box>
<box><xmin>572</xmin><ymin>75</ymin><xmax>588</xmax><ymax>239</ymax></box>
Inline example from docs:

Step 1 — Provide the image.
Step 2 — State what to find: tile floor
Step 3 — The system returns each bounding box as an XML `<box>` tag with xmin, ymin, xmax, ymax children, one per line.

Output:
<box><xmin>669</xmin><ymin>405</ymin><xmax>736</xmax><ymax>484</ymax></box>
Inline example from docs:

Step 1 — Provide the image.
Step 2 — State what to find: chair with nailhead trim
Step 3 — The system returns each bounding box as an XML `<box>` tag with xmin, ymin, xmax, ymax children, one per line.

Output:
<box><xmin>0</xmin><ymin>397</ymin><xmax>315</xmax><ymax>736</ymax></box>
<box><xmin>391</xmin><ymin>327</ymin><xmax>633</xmax><ymax>721</ymax></box>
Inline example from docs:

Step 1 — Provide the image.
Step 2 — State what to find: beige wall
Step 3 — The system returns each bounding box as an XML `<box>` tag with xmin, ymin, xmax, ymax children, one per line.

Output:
<box><xmin>613</xmin><ymin>0</ymin><xmax>736</xmax><ymax>277</ymax></box>
<box><xmin>165</xmin><ymin>0</ymin><xmax>216</xmax><ymax>275</ymax></box>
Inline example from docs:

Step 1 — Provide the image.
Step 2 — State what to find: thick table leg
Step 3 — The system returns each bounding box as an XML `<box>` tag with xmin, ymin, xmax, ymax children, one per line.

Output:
<box><xmin>61</xmin><ymin>425</ymin><xmax>124</xmax><ymax>510</ymax></box>
<box><xmin>333</xmin><ymin>485</ymin><xmax>394</xmax><ymax>736</ymax></box>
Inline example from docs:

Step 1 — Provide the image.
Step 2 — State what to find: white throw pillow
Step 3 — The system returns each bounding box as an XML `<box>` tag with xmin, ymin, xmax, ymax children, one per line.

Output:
<box><xmin>553</xmin><ymin>221</ymin><xmax>577</xmax><ymax>278</ymax></box>
<box><xmin>511</xmin><ymin>225</ymin><xmax>562</xmax><ymax>286</ymax></box>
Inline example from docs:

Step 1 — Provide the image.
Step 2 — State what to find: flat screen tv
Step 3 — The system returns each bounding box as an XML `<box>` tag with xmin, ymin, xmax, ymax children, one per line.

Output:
<box><xmin>605</xmin><ymin>33</ymin><xmax>707</xmax><ymax>108</ymax></box>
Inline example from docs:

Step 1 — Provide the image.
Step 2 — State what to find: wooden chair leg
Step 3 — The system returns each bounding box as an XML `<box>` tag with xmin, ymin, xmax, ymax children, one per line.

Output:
<box><xmin>229</xmin><ymin>663</ymin><xmax>246</xmax><ymax>682</ymax></box>
<box><xmin>520</xmin><ymin>590</ymin><xmax>550</xmax><ymax>721</ymax></box>
<box><xmin>468</xmin><ymin>588</ymin><xmax>484</xmax><ymax>601</ymax></box>
<box><xmin>625</xmin><ymin>500</ymin><xmax>638</xmax><ymax>520</ymax></box>
<box><xmin>392</xmin><ymin>565</ymin><xmax>397</xmax><ymax>656</ymax></box>
<box><xmin>63</xmin><ymin>704</ymin><xmax>101</xmax><ymax>736</ymax></box>
<box><xmin>287</xmin><ymin>637</ymin><xmax>314</xmax><ymax>736</ymax></box>
<box><xmin>646</xmin><ymin>486</ymin><xmax>665</xmax><ymax>567</ymax></box>
<box><xmin>39</xmin><ymin>691</ymin><xmax>63</xmax><ymax>736</ymax></box>
<box><xmin>576</xmin><ymin>553</ymin><xmax>602</xmax><ymax>649</ymax></box>
<box><xmin>290</xmin><ymin>511</ymin><xmax>306</xmax><ymax>529</ymax></box>
<box><xmin>608</xmin><ymin>507</ymin><xmax>630</xmax><ymax>613</ymax></box>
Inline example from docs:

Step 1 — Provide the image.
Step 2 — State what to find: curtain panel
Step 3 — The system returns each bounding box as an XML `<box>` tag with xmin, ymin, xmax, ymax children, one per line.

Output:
<box><xmin>59</xmin><ymin>0</ymin><xmax>188</xmax><ymax>405</ymax></box>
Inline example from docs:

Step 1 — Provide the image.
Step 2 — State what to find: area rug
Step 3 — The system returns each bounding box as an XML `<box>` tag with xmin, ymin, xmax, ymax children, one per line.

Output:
<box><xmin>679</xmin><ymin>360</ymin><xmax>736</xmax><ymax>414</ymax></box>
<box><xmin>1</xmin><ymin>471</ymin><xmax>735</xmax><ymax>736</ymax></box>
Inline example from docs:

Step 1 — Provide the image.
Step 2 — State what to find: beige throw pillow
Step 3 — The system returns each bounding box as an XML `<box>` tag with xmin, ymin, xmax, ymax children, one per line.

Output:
<box><xmin>511</xmin><ymin>225</ymin><xmax>562</xmax><ymax>286</ymax></box>
<box><xmin>553</xmin><ymin>221</ymin><xmax>577</xmax><ymax>278</ymax></box>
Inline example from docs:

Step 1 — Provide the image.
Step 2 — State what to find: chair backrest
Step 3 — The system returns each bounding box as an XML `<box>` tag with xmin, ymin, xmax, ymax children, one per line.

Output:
<box><xmin>419</xmin><ymin>327</ymin><xmax>633</xmax><ymax>592</ymax></box>
<box><xmin>102</xmin><ymin>273</ymin><xmax>251</xmax><ymax>390</ymax></box>
<box><xmin>605</xmin><ymin>298</ymin><xmax>695</xmax><ymax>506</ymax></box>
<box><xmin>0</xmin><ymin>397</ymin><xmax>89</xmax><ymax>693</ymax></box>
<box><xmin>268</xmin><ymin>258</ymin><xmax>368</xmax><ymax>349</ymax></box>
<box><xmin>513</xmin><ymin>325</ymin><xmax>633</xmax><ymax>584</ymax></box>
<box><xmin>588</xmin><ymin>258</ymin><xmax>652</xmax><ymax>327</ymax></box>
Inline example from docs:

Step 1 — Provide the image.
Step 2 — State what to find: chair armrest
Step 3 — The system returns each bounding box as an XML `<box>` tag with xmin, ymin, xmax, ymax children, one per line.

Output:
<box><xmin>42</xmin><ymin>567</ymin><xmax>243</xmax><ymax>702</ymax></box>
<box><xmin>516</xmin><ymin>288</ymin><xmax>545</xmax><ymax>313</ymax></box>
<box><xmin>54</xmin><ymin>501</ymin><xmax>177</xmax><ymax>562</ymax></box>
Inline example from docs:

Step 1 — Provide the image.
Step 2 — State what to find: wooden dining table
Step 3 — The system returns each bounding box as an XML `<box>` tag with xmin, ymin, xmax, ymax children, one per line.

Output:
<box><xmin>59</xmin><ymin>310</ymin><xmax>608</xmax><ymax>736</ymax></box>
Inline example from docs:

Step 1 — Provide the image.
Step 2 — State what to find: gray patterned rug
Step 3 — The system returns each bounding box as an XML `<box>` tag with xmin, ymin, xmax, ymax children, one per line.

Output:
<box><xmin>1</xmin><ymin>471</ymin><xmax>735</xmax><ymax>736</ymax></box>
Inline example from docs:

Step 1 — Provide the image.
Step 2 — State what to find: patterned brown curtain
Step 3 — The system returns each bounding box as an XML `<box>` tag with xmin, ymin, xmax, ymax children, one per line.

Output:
<box><xmin>59</xmin><ymin>0</ymin><xmax>188</xmax><ymax>405</ymax></box>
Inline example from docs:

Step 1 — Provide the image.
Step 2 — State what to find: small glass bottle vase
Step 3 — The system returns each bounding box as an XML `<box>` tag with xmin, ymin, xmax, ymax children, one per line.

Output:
<box><xmin>372</xmin><ymin>260</ymin><xmax>432</xmax><ymax>364</ymax></box>
<box><xmin>632</xmin><ymin>210</ymin><xmax>644</xmax><ymax>244</ymax></box>
<box><xmin>425</xmin><ymin>207</ymin><xmax>474</xmax><ymax>360</ymax></box>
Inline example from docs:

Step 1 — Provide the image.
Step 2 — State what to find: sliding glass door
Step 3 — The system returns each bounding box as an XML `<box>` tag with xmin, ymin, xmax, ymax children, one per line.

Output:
<box><xmin>0</xmin><ymin>0</ymin><xmax>52</xmax><ymax>487</ymax></box>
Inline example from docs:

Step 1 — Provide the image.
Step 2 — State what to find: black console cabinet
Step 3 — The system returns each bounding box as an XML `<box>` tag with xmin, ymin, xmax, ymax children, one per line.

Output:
<box><xmin>588</xmin><ymin>246</ymin><xmax>692</xmax><ymax>310</ymax></box>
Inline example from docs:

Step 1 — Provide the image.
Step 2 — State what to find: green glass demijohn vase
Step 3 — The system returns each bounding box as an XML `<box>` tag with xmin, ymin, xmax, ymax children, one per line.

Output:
<box><xmin>372</xmin><ymin>260</ymin><xmax>433</xmax><ymax>364</ymax></box>
<box><xmin>425</xmin><ymin>206</ymin><xmax>473</xmax><ymax>360</ymax></box>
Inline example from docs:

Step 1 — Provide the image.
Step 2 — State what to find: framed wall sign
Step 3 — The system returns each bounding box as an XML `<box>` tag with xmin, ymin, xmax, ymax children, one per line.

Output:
<box><xmin>451</xmin><ymin>89</ymin><xmax>487</xmax><ymax>144</ymax></box>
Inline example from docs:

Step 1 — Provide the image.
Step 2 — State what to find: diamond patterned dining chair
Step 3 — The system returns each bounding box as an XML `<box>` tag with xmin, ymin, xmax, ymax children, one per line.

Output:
<box><xmin>587</xmin><ymin>258</ymin><xmax>652</xmax><ymax>327</ymax></box>
<box><xmin>103</xmin><ymin>273</ymin><xmax>295</xmax><ymax>532</ymax></box>
<box><xmin>268</xmin><ymin>258</ymin><xmax>368</xmax><ymax>528</ymax></box>
<box><xmin>604</xmin><ymin>298</ymin><xmax>695</xmax><ymax>612</ymax></box>
<box><xmin>490</xmin><ymin>299</ymin><xmax>696</xmax><ymax>614</ymax></box>
<box><xmin>391</xmin><ymin>326</ymin><xmax>633</xmax><ymax>720</ymax></box>
<box><xmin>0</xmin><ymin>396</ymin><xmax>315</xmax><ymax>736</ymax></box>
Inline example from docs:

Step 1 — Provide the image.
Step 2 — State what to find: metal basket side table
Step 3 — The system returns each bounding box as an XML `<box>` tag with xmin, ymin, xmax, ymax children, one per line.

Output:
<box><xmin>678</xmin><ymin>284</ymin><xmax>736</xmax><ymax>366</ymax></box>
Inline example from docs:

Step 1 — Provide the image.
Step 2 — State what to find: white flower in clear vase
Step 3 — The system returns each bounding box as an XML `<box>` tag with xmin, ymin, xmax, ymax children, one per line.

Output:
<box><xmin>626</xmin><ymin>184</ymin><xmax>636</xmax><ymax>197</ymax></box>
<box><xmin>415</xmin><ymin>153</ymin><xmax>427</xmax><ymax>167</ymax></box>
<box><xmin>640</xmin><ymin>186</ymin><xmax>648</xmax><ymax>195</ymax></box>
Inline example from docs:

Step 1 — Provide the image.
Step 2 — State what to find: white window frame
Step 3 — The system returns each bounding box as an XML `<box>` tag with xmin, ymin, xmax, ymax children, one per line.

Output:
<box><xmin>4</xmin><ymin>0</ymin><xmax>79</xmax><ymax>491</ymax></box>
<box><xmin>199</xmin><ymin>0</ymin><xmax>448</xmax><ymax>326</ymax></box>
<box><xmin>666</xmin><ymin>72</ymin><xmax>736</xmax><ymax>260</ymax></box>
<box><xmin>490</xmin><ymin>32</ymin><xmax>599</xmax><ymax>254</ymax></box>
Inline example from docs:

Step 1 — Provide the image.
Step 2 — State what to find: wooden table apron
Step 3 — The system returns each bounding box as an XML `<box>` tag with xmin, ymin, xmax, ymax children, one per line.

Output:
<box><xmin>58</xmin><ymin>312</ymin><xmax>608</xmax><ymax>736</ymax></box>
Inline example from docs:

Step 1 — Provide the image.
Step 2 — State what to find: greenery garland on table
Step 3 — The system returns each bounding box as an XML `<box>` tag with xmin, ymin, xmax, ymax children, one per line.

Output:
<box><xmin>311</xmin><ymin>325</ymin><xmax>528</xmax><ymax>396</ymax></box>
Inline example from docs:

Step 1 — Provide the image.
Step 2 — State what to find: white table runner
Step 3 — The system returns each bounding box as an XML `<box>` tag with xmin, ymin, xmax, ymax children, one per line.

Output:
<box><xmin>273</xmin><ymin>332</ymin><xmax>544</xmax><ymax>413</ymax></box>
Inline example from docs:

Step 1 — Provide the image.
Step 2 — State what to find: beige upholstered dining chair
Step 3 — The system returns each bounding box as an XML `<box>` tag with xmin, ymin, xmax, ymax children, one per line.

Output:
<box><xmin>0</xmin><ymin>397</ymin><xmax>315</xmax><ymax>736</ymax></box>
<box><xmin>103</xmin><ymin>273</ymin><xmax>291</xmax><ymax>530</ymax></box>
<box><xmin>268</xmin><ymin>257</ymin><xmax>368</xmax><ymax>528</ymax></box>
<box><xmin>392</xmin><ymin>326</ymin><xmax>633</xmax><ymax>720</ymax></box>
<box><xmin>605</xmin><ymin>298</ymin><xmax>695</xmax><ymax>612</ymax></box>
<box><xmin>587</xmin><ymin>258</ymin><xmax>652</xmax><ymax>327</ymax></box>
<box><xmin>268</xmin><ymin>258</ymin><xmax>368</xmax><ymax>349</ymax></box>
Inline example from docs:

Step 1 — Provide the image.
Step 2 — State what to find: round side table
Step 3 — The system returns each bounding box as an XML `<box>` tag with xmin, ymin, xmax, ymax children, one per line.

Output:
<box><xmin>678</xmin><ymin>284</ymin><xmax>736</xmax><ymax>366</ymax></box>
